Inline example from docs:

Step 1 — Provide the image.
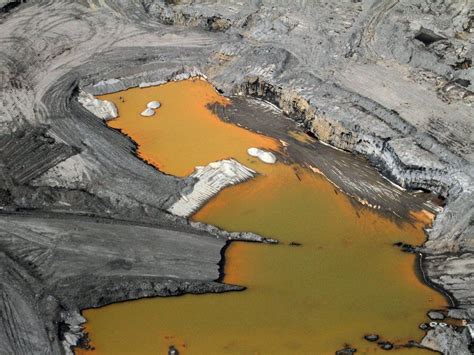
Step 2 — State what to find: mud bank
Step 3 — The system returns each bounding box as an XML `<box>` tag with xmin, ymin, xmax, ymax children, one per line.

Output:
<box><xmin>0</xmin><ymin>1</ymin><xmax>472</xmax><ymax>354</ymax></box>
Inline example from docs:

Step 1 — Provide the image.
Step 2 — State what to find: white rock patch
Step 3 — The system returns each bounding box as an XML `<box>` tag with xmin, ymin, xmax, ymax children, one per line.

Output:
<box><xmin>139</xmin><ymin>80</ymin><xmax>166</xmax><ymax>88</ymax></box>
<box><xmin>168</xmin><ymin>159</ymin><xmax>255</xmax><ymax>217</ymax></box>
<box><xmin>140</xmin><ymin>108</ymin><xmax>155</xmax><ymax>117</ymax></box>
<box><xmin>147</xmin><ymin>101</ymin><xmax>161</xmax><ymax>109</ymax></box>
<box><xmin>78</xmin><ymin>90</ymin><xmax>118</xmax><ymax>120</ymax></box>
<box><xmin>247</xmin><ymin>147</ymin><xmax>260</xmax><ymax>157</ymax></box>
<box><xmin>140</xmin><ymin>101</ymin><xmax>161</xmax><ymax>116</ymax></box>
<box><xmin>247</xmin><ymin>147</ymin><xmax>277</xmax><ymax>164</ymax></box>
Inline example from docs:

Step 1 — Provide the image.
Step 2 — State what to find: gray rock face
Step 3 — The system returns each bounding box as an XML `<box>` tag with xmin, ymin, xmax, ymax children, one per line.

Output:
<box><xmin>421</xmin><ymin>326</ymin><xmax>472</xmax><ymax>355</ymax></box>
<box><xmin>0</xmin><ymin>0</ymin><xmax>472</xmax><ymax>354</ymax></box>
<box><xmin>336</xmin><ymin>347</ymin><xmax>357</xmax><ymax>355</ymax></box>
<box><xmin>428</xmin><ymin>311</ymin><xmax>446</xmax><ymax>320</ymax></box>
<box><xmin>77</xmin><ymin>90</ymin><xmax>118</xmax><ymax>120</ymax></box>
<box><xmin>0</xmin><ymin>213</ymin><xmax>240</xmax><ymax>354</ymax></box>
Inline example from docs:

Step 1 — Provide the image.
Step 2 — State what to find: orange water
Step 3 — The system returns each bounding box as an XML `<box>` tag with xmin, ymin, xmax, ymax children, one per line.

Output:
<box><xmin>77</xmin><ymin>79</ymin><xmax>446</xmax><ymax>354</ymax></box>
<box><xmin>103</xmin><ymin>79</ymin><xmax>278</xmax><ymax>177</ymax></box>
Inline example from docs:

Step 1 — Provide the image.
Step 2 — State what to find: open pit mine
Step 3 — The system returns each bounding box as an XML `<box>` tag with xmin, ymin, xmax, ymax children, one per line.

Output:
<box><xmin>0</xmin><ymin>1</ymin><xmax>473</xmax><ymax>354</ymax></box>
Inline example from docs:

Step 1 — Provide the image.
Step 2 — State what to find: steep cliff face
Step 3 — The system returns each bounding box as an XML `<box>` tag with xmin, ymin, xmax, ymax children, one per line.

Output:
<box><xmin>235</xmin><ymin>74</ymin><xmax>470</xmax><ymax>201</ymax></box>
<box><xmin>232</xmin><ymin>74</ymin><xmax>473</xmax><ymax>329</ymax></box>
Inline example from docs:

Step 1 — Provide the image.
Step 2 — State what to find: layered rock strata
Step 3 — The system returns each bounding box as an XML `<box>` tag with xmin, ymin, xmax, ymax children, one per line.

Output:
<box><xmin>0</xmin><ymin>1</ymin><xmax>472</xmax><ymax>354</ymax></box>
<box><xmin>168</xmin><ymin>159</ymin><xmax>255</xmax><ymax>217</ymax></box>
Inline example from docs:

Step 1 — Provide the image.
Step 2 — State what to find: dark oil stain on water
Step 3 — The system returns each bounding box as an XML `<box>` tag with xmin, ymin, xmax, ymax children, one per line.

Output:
<box><xmin>77</xmin><ymin>79</ymin><xmax>447</xmax><ymax>355</ymax></box>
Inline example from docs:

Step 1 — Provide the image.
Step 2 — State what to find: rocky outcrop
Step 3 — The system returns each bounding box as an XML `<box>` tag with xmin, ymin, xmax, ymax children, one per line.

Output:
<box><xmin>188</xmin><ymin>220</ymin><xmax>278</xmax><ymax>245</ymax></box>
<box><xmin>77</xmin><ymin>90</ymin><xmax>117</xmax><ymax>120</ymax></box>
<box><xmin>142</xmin><ymin>0</ymin><xmax>234</xmax><ymax>32</ymax></box>
<box><xmin>347</xmin><ymin>0</ymin><xmax>473</xmax><ymax>93</ymax></box>
<box><xmin>421</xmin><ymin>326</ymin><xmax>472</xmax><ymax>355</ymax></box>
<box><xmin>168</xmin><ymin>159</ymin><xmax>255</xmax><ymax>217</ymax></box>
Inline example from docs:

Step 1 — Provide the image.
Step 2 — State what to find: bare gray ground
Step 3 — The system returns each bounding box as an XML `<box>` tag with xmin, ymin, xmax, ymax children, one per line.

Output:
<box><xmin>0</xmin><ymin>0</ymin><xmax>473</xmax><ymax>354</ymax></box>
<box><xmin>211</xmin><ymin>98</ymin><xmax>439</xmax><ymax>218</ymax></box>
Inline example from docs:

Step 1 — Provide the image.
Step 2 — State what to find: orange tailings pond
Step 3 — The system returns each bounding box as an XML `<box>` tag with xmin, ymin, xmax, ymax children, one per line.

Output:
<box><xmin>78</xmin><ymin>79</ymin><xmax>447</xmax><ymax>354</ymax></box>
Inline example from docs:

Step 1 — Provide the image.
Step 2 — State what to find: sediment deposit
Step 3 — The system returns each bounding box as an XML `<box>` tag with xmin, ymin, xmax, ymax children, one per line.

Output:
<box><xmin>168</xmin><ymin>159</ymin><xmax>256</xmax><ymax>217</ymax></box>
<box><xmin>0</xmin><ymin>0</ymin><xmax>472</xmax><ymax>354</ymax></box>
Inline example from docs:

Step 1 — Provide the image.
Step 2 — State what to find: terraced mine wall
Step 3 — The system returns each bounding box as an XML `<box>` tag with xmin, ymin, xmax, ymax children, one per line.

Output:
<box><xmin>0</xmin><ymin>0</ymin><xmax>472</xmax><ymax>354</ymax></box>
<box><xmin>234</xmin><ymin>74</ymin><xmax>474</xmax><ymax>321</ymax></box>
<box><xmin>80</xmin><ymin>63</ymin><xmax>473</xmax><ymax>346</ymax></box>
<box><xmin>236</xmin><ymin>74</ymin><xmax>472</xmax><ymax>323</ymax></box>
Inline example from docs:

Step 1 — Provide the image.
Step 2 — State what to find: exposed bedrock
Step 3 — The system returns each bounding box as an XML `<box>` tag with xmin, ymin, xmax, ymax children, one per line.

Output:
<box><xmin>167</xmin><ymin>159</ymin><xmax>256</xmax><ymax>217</ymax></box>
<box><xmin>0</xmin><ymin>213</ymin><xmax>240</xmax><ymax>354</ymax></box>
<box><xmin>421</xmin><ymin>326</ymin><xmax>473</xmax><ymax>355</ymax></box>
<box><xmin>77</xmin><ymin>90</ymin><xmax>118</xmax><ymax>121</ymax></box>
<box><xmin>0</xmin><ymin>0</ymin><xmax>472</xmax><ymax>354</ymax></box>
<box><xmin>221</xmin><ymin>54</ymin><xmax>474</xmax><ymax>321</ymax></box>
